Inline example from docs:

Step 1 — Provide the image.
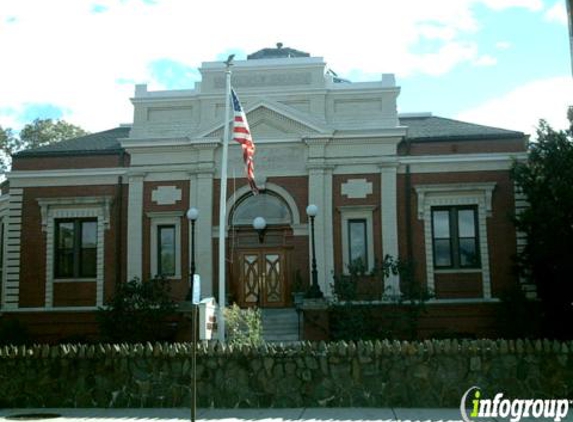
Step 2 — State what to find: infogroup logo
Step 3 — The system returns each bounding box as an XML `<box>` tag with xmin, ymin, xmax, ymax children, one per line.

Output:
<box><xmin>460</xmin><ymin>386</ymin><xmax>571</xmax><ymax>422</ymax></box>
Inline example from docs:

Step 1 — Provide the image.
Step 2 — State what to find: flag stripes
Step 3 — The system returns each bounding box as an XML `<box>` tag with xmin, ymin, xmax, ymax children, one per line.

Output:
<box><xmin>231</xmin><ymin>89</ymin><xmax>258</xmax><ymax>194</ymax></box>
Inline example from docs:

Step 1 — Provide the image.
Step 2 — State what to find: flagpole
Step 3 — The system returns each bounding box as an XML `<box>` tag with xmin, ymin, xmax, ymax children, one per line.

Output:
<box><xmin>217</xmin><ymin>56</ymin><xmax>233</xmax><ymax>342</ymax></box>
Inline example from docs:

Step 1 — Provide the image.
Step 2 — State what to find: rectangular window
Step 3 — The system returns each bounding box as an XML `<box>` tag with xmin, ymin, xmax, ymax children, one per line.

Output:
<box><xmin>348</xmin><ymin>219</ymin><xmax>368</xmax><ymax>269</ymax></box>
<box><xmin>157</xmin><ymin>224</ymin><xmax>176</xmax><ymax>277</ymax></box>
<box><xmin>431</xmin><ymin>207</ymin><xmax>479</xmax><ymax>269</ymax></box>
<box><xmin>55</xmin><ymin>219</ymin><xmax>97</xmax><ymax>278</ymax></box>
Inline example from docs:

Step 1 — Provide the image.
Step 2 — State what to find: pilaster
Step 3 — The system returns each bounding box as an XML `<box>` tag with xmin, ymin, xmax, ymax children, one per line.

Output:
<box><xmin>308</xmin><ymin>164</ymin><xmax>335</xmax><ymax>297</ymax></box>
<box><xmin>380</xmin><ymin>162</ymin><xmax>400</xmax><ymax>296</ymax></box>
<box><xmin>190</xmin><ymin>170</ymin><xmax>214</xmax><ymax>297</ymax></box>
<box><xmin>127</xmin><ymin>174</ymin><xmax>144</xmax><ymax>281</ymax></box>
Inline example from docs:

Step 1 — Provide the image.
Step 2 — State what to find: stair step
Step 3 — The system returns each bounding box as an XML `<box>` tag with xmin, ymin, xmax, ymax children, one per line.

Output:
<box><xmin>261</xmin><ymin>308</ymin><xmax>300</xmax><ymax>343</ymax></box>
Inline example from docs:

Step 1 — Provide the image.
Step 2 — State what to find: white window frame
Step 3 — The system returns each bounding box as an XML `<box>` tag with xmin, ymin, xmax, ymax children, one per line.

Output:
<box><xmin>339</xmin><ymin>205</ymin><xmax>376</xmax><ymax>274</ymax></box>
<box><xmin>415</xmin><ymin>183</ymin><xmax>496</xmax><ymax>299</ymax></box>
<box><xmin>38</xmin><ymin>196</ymin><xmax>112</xmax><ymax>308</ymax></box>
<box><xmin>148</xmin><ymin>211</ymin><xmax>183</xmax><ymax>280</ymax></box>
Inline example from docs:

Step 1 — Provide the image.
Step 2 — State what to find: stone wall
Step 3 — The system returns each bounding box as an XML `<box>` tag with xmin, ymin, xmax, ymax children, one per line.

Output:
<box><xmin>0</xmin><ymin>339</ymin><xmax>571</xmax><ymax>408</ymax></box>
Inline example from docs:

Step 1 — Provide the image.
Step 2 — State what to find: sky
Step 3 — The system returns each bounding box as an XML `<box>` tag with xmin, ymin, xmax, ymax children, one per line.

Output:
<box><xmin>0</xmin><ymin>0</ymin><xmax>572</xmax><ymax>138</ymax></box>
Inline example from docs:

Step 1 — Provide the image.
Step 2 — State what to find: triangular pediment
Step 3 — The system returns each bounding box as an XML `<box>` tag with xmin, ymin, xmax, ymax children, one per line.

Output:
<box><xmin>200</xmin><ymin>100</ymin><xmax>331</xmax><ymax>139</ymax></box>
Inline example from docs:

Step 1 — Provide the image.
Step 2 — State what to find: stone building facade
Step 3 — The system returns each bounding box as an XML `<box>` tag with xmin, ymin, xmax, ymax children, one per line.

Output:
<box><xmin>0</xmin><ymin>46</ymin><xmax>529</xmax><ymax>341</ymax></box>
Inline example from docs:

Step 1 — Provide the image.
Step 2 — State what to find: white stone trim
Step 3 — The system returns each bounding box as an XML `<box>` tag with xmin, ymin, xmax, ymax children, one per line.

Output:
<box><xmin>380</xmin><ymin>163</ymin><xmax>400</xmax><ymax>295</ymax></box>
<box><xmin>190</xmin><ymin>172</ymin><xmax>214</xmax><ymax>296</ymax></box>
<box><xmin>415</xmin><ymin>183</ymin><xmax>496</xmax><ymax>220</ymax></box>
<box><xmin>513</xmin><ymin>182</ymin><xmax>536</xmax><ymax>298</ymax></box>
<box><xmin>338</xmin><ymin>205</ymin><xmax>376</xmax><ymax>275</ymax></box>
<box><xmin>8</xmin><ymin>168</ymin><xmax>125</xmax><ymax>188</ymax></box>
<box><xmin>308</xmin><ymin>167</ymin><xmax>335</xmax><ymax>297</ymax></box>
<box><xmin>148</xmin><ymin>212</ymin><xmax>183</xmax><ymax>279</ymax></box>
<box><xmin>341</xmin><ymin>179</ymin><xmax>373</xmax><ymax>199</ymax></box>
<box><xmin>414</xmin><ymin>183</ymin><xmax>496</xmax><ymax>299</ymax></box>
<box><xmin>2</xmin><ymin>189</ymin><xmax>23</xmax><ymax>309</ymax></box>
<box><xmin>38</xmin><ymin>196</ymin><xmax>112</xmax><ymax>308</ymax></box>
<box><xmin>225</xmin><ymin>182</ymin><xmax>302</xmax><ymax>229</ymax></box>
<box><xmin>127</xmin><ymin>174</ymin><xmax>144</xmax><ymax>281</ymax></box>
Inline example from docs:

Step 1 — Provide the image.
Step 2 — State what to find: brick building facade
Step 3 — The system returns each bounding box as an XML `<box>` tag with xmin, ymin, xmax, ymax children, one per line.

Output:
<box><xmin>0</xmin><ymin>46</ymin><xmax>529</xmax><ymax>341</ymax></box>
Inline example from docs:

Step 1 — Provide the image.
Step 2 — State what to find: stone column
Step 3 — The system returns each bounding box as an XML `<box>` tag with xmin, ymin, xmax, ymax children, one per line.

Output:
<box><xmin>189</xmin><ymin>170</ymin><xmax>214</xmax><ymax>297</ymax></box>
<box><xmin>308</xmin><ymin>164</ymin><xmax>335</xmax><ymax>297</ymax></box>
<box><xmin>380</xmin><ymin>162</ymin><xmax>400</xmax><ymax>296</ymax></box>
<box><xmin>127</xmin><ymin>174</ymin><xmax>144</xmax><ymax>281</ymax></box>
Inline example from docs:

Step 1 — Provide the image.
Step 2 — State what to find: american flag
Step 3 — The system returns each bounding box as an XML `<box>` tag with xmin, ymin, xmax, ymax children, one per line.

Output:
<box><xmin>231</xmin><ymin>89</ymin><xmax>259</xmax><ymax>194</ymax></box>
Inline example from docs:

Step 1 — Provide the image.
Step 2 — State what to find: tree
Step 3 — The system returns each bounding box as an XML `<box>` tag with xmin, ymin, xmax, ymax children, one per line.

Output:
<box><xmin>511</xmin><ymin>109</ymin><xmax>573</xmax><ymax>339</ymax></box>
<box><xmin>0</xmin><ymin>118</ymin><xmax>88</xmax><ymax>171</ymax></box>
<box><xmin>19</xmin><ymin>118</ymin><xmax>88</xmax><ymax>150</ymax></box>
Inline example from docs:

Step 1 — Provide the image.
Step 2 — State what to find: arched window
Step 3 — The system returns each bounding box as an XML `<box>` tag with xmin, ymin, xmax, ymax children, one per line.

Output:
<box><xmin>231</xmin><ymin>192</ymin><xmax>292</xmax><ymax>226</ymax></box>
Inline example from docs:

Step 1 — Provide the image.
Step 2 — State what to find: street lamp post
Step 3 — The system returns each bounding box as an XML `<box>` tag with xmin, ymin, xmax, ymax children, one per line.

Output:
<box><xmin>305</xmin><ymin>204</ymin><xmax>323</xmax><ymax>298</ymax></box>
<box><xmin>185</xmin><ymin>207</ymin><xmax>199</xmax><ymax>422</ymax></box>
<box><xmin>186</xmin><ymin>207</ymin><xmax>199</xmax><ymax>301</ymax></box>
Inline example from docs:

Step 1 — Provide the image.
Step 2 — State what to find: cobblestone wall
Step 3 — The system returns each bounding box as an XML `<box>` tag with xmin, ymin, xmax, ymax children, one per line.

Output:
<box><xmin>0</xmin><ymin>339</ymin><xmax>571</xmax><ymax>408</ymax></box>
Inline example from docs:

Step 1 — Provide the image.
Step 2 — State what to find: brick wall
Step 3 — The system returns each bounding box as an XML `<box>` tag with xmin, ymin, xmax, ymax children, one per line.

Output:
<box><xmin>332</xmin><ymin>174</ymin><xmax>381</xmax><ymax>274</ymax></box>
<box><xmin>397</xmin><ymin>170</ymin><xmax>519</xmax><ymax>299</ymax></box>
<box><xmin>18</xmin><ymin>185</ymin><xmax>123</xmax><ymax>308</ymax></box>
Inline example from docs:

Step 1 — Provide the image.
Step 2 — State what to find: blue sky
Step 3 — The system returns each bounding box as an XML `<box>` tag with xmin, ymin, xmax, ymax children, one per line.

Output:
<box><xmin>0</xmin><ymin>0</ymin><xmax>571</xmax><ymax>136</ymax></box>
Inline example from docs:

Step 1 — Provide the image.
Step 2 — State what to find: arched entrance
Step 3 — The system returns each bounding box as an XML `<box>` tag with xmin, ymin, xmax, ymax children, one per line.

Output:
<box><xmin>228</xmin><ymin>190</ymin><xmax>295</xmax><ymax>308</ymax></box>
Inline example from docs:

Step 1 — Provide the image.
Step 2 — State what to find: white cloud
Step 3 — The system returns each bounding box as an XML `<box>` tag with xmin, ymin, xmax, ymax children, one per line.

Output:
<box><xmin>0</xmin><ymin>0</ymin><xmax>559</xmax><ymax>132</ymax></box>
<box><xmin>495</xmin><ymin>41</ymin><xmax>512</xmax><ymax>50</ymax></box>
<box><xmin>456</xmin><ymin>76</ymin><xmax>573</xmax><ymax>136</ymax></box>
<box><xmin>473</xmin><ymin>54</ymin><xmax>498</xmax><ymax>66</ymax></box>
<box><xmin>478</xmin><ymin>0</ymin><xmax>544</xmax><ymax>11</ymax></box>
<box><xmin>544</xmin><ymin>1</ymin><xmax>568</xmax><ymax>25</ymax></box>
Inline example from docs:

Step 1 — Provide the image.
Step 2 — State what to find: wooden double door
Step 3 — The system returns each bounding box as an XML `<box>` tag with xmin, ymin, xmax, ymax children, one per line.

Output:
<box><xmin>235</xmin><ymin>249</ymin><xmax>287</xmax><ymax>308</ymax></box>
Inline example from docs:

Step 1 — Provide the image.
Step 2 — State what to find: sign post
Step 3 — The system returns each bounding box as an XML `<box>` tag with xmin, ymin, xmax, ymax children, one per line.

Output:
<box><xmin>191</xmin><ymin>274</ymin><xmax>200</xmax><ymax>422</ymax></box>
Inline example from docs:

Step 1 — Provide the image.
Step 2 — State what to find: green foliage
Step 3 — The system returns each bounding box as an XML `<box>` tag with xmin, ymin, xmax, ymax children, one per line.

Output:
<box><xmin>0</xmin><ymin>118</ymin><xmax>88</xmax><ymax>170</ymax></box>
<box><xmin>97</xmin><ymin>277</ymin><xmax>176</xmax><ymax>343</ymax></box>
<box><xmin>511</xmin><ymin>114</ymin><xmax>573</xmax><ymax>339</ymax></box>
<box><xmin>224</xmin><ymin>304</ymin><xmax>263</xmax><ymax>347</ymax></box>
<box><xmin>0</xmin><ymin>318</ymin><xmax>31</xmax><ymax>346</ymax></box>
<box><xmin>19</xmin><ymin>118</ymin><xmax>88</xmax><ymax>149</ymax></box>
<box><xmin>497</xmin><ymin>285</ymin><xmax>541</xmax><ymax>339</ymax></box>
<box><xmin>330</xmin><ymin>256</ymin><xmax>432</xmax><ymax>341</ymax></box>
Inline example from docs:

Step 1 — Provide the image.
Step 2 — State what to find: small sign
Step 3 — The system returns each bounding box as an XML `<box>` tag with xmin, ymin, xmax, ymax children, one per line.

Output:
<box><xmin>192</xmin><ymin>274</ymin><xmax>201</xmax><ymax>305</ymax></box>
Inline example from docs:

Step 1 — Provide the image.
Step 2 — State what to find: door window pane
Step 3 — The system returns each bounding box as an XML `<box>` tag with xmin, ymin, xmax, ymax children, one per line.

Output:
<box><xmin>348</xmin><ymin>219</ymin><xmax>368</xmax><ymax>268</ymax></box>
<box><xmin>158</xmin><ymin>225</ymin><xmax>175</xmax><ymax>276</ymax></box>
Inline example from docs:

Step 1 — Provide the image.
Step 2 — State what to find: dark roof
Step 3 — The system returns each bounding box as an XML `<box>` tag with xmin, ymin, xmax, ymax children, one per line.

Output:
<box><xmin>248</xmin><ymin>43</ymin><xmax>310</xmax><ymax>60</ymax></box>
<box><xmin>400</xmin><ymin>115</ymin><xmax>524</xmax><ymax>141</ymax></box>
<box><xmin>14</xmin><ymin>126</ymin><xmax>129</xmax><ymax>157</ymax></box>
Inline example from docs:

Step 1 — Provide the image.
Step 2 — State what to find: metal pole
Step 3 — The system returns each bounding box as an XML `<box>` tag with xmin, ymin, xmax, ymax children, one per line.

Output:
<box><xmin>306</xmin><ymin>214</ymin><xmax>323</xmax><ymax>298</ymax></box>
<box><xmin>186</xmin><ymin>219</ymin><xmax>196</xmax><ymax>301</ymax></box>
<box><xmin>190</xmin><ymin>217</ymin><xmax>197</xmax><ymax>422</ymax></box>
<box><xmin>217</xmin><ymin>58</ymin><xmax>233</xmax><ymax>342</ymax></box>
<box><xmin>191</xmin><ymin>302</ymin><xmax>197</xmax><ymax>422</ymax></box>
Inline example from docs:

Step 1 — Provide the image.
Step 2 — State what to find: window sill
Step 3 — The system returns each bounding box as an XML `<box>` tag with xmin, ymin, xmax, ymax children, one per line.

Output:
<box><xmin>53</xmin><ymin>278</ymin><xmax>97</xmax><ymax>283</ymax></box>
<box><xmin>434</xmin><ymin>268</ymin><xmax>482</xmax><ymax>274</ymax></box>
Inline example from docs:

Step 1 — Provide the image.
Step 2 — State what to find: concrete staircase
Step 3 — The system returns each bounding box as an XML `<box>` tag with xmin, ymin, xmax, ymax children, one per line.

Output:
<box><xmin>261</xmin><ymin>308</ymin><xmax>301</xmax><ymax>343</ymax></box>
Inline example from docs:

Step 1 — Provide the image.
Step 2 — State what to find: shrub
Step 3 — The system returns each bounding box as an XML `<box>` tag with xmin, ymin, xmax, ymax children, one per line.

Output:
<box><xmin>225</xmin><ymin>304</ymin><xmax>263</xmax><ymax>347</ymax></box>
<box><xmin>0</xmin><ymin>318</ymin><xmax>31</xmax><ymax>345</ymax></box>
<box><xmin>330</xmin><ymin>256</ymin><xmax>432</xmax><ymax>340</ymax></box>
<box><xmin>97</xmin><ymin>276</ymin><xmax>176</xmax><ymax>343</ymax></box>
